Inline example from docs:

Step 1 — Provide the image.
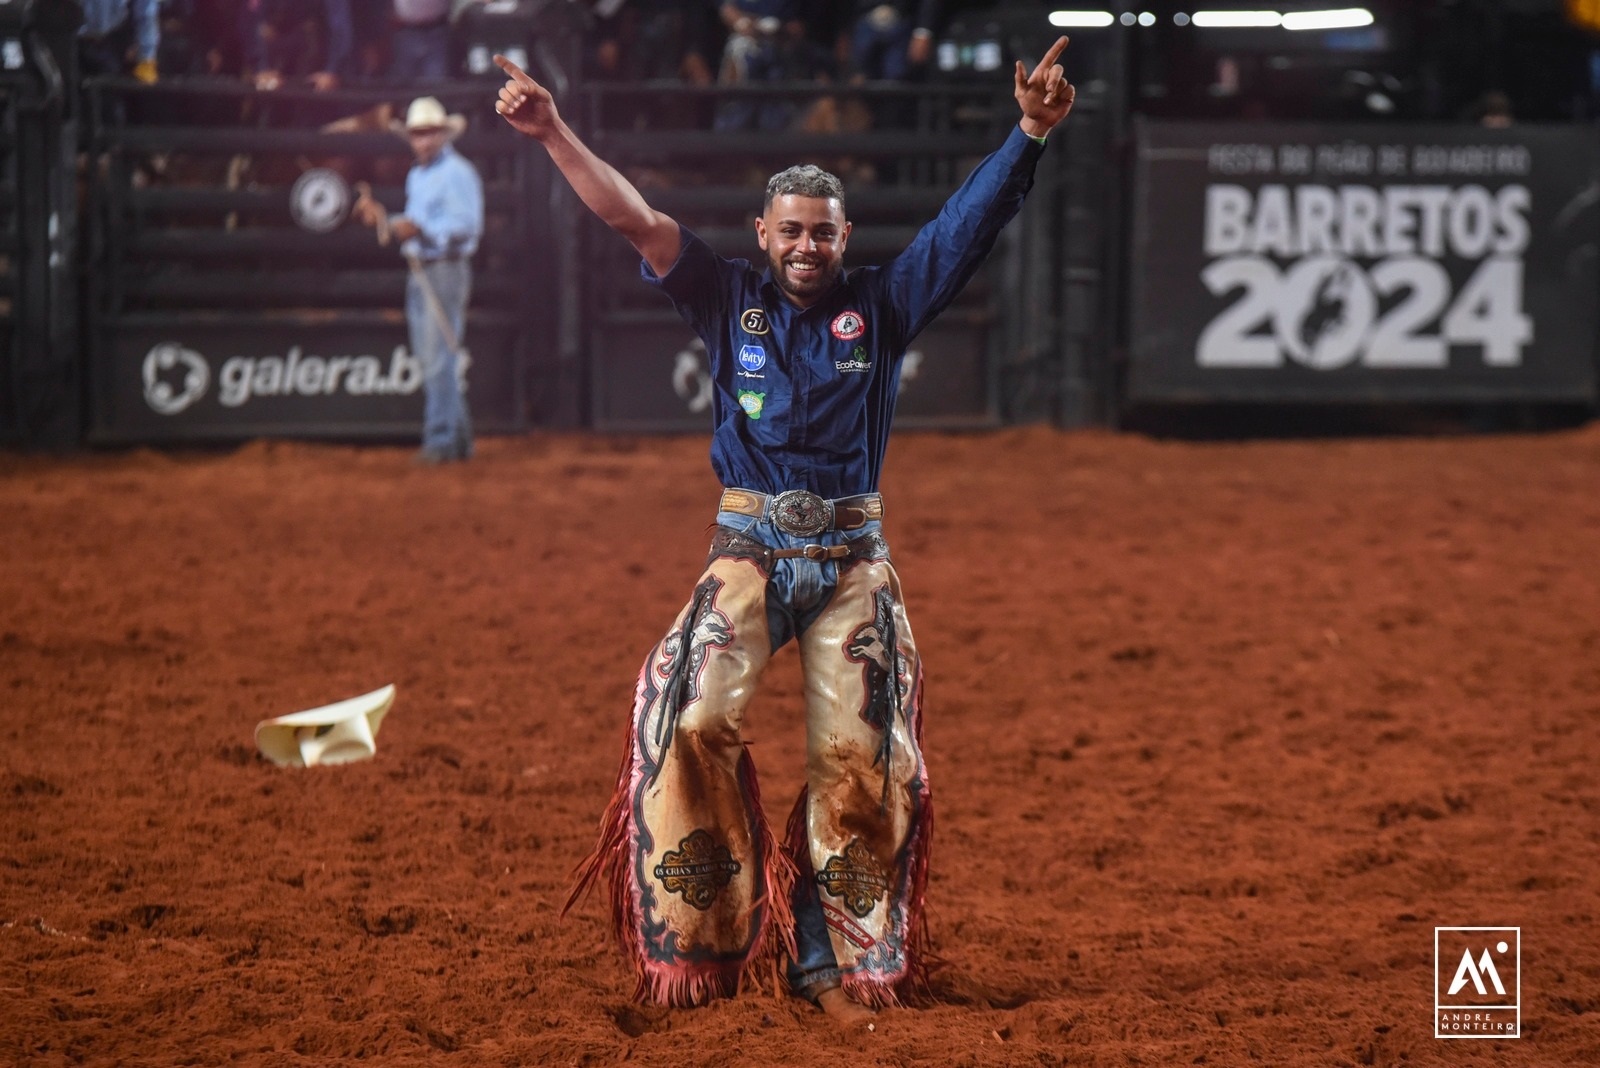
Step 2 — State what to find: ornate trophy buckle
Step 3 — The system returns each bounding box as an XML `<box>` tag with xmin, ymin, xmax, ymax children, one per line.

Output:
<box><xmin>770</xmin><ymin>490</ymin><xmax>831</xmax><ymax>537</ymax></box>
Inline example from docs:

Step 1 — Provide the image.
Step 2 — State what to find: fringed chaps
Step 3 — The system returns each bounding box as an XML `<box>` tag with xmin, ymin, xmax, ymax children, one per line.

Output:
<box><xmin>788</xmin><ymin>557</ymin><xmax>932</xmax><ymax>1007</ymax></box>
<box><xmin>568</xmin><ymin>541</ymin><xmax>931</xmax><ymax>1008</ymax></box>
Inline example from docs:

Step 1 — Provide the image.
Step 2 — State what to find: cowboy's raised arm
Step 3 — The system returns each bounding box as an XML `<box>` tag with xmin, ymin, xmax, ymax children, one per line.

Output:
<box><xmin>494</xmin><ymin>55</ymin><xmax>683</xmax><ymax>276</ymax></box>
<box><xmin>874</xmin><ymin>36</ymin><xmax>1076</xmax><ymax>344</ymax></box>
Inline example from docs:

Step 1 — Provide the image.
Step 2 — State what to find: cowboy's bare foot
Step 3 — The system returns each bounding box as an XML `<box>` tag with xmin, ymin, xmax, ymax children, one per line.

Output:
<box><xmin>815</xmin><ymin>986</ymin><xmax>875</xmax><ymax>1026</ymax></box>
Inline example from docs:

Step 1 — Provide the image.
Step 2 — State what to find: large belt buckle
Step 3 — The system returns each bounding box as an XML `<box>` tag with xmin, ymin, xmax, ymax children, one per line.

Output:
<box><xmin>770</xmin><ymin>490</ymin><xmax>831</xmax><ymax>537</ymax></box>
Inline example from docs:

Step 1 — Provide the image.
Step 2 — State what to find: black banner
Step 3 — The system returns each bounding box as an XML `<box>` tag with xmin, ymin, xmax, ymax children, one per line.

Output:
<box><xmin>1128</xmin><ymin>122</ymin><xmax>1600</xmax><ymax>402</ymax></box>
<box><xmin>591</xmin><ymin>314</ymin><xmax>995</xmax><ymax>431</ymax></box>
<box><xmin>88</xmin><ymin>313</ymin><xmax>526</xmax><ymax>443</ymax></box>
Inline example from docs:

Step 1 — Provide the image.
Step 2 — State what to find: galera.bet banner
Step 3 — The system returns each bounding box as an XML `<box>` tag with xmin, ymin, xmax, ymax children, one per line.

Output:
<box><xmin>89</xmin><ymin>313</ymin><xmax>527</xmax><ymax>443</ymax></box>
<box><xmin>1128</xmin><ymin>122</ymin><xmax>1599</xmax><ymax>403</ymax></box>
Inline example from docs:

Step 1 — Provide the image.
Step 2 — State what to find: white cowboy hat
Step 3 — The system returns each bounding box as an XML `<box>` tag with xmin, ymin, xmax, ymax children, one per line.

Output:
<box><xmin>255</xmin><ymin>684</ymin><xmax>395</xmax><ymax>768</ymax></box>
<box><xmin>391</xmin><ymin>96</ymin><xmax>467</xmax><ymax>139</ymax></box>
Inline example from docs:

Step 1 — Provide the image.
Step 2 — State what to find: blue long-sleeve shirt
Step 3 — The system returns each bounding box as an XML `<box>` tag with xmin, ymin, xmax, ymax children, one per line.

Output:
<box><xmin>643</xmin><ymin>123</ymin><xmax>1046</xmax><ymax>499</ymax></box>
<box><xmin>401</xmin><ymin>144</ymin><xmax>484</xmax><ymax>261</ymax></box>
<box><xmin>79</xmin><ymin>0</ymin><xmax>161</xmax><ymax>63</ymax></box>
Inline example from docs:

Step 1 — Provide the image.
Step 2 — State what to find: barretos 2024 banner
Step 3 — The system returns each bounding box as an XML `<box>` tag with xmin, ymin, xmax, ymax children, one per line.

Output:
<box><xmin>1128</xmin><ymin>122</ymin><xmax>1599</xmax><ymax>402</ymax></box>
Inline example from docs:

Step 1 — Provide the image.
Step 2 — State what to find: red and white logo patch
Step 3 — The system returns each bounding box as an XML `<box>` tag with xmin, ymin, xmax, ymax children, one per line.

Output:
<box><xmin>830</xmin><ymin>310</ymin><xmax>866</xmax><ymax>341</ymax></box>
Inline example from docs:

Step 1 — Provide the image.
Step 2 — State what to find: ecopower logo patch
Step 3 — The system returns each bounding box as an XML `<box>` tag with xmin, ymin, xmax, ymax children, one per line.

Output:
<box><xmin>1435</xmin><ymin>927</ymin><xmax>1520</xmax><ymax>1039</ymax></box>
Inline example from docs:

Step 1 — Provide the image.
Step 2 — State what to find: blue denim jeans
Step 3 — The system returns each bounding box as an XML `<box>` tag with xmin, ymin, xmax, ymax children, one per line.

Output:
<box><xmin>714</xmin><ymin>509</ymin><xmax>883</xmax><ymax>650</ymax></box>
<box><xmin>405</xmin><ymin>259</ymin><xmax>473</xmax><ymax>455</ymax></box>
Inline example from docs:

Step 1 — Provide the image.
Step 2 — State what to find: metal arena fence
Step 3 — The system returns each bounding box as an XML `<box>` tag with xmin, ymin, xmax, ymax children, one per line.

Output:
<box><xmin>1</xmin><ymin>19</ymin><xmax>1594</xmax><ymax>448</ymax></box>
<box><xmin>2</xmin><ymin>62</ymin><xmax>1113</xmax><ymax>447</ymax></box>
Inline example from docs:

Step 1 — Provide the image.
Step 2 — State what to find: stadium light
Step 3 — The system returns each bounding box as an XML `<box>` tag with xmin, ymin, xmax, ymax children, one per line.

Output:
<box><xmin>1190</xmin><ymin>10</ymin><xmax>1283</xmax><ymax>27</ymax></box>
<box><xmin>1048</xmin><ymin>10</ymin><xmax>1116</xmax><ymax>27</ymax></box>
<box><xmin>1281</xmin><ymin>8</ymin><xmax>1374</xmax><ymax>31</ymax></box>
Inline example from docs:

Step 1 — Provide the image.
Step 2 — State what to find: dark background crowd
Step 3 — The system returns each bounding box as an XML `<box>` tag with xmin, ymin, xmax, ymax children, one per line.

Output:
<box><xmin>71</xmin><ymin>1</ymin><xmax>1600</xmax><ymax>130</ymax></box>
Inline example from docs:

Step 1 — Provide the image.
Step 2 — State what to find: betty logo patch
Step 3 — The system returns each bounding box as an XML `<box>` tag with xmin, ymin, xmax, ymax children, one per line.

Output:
<box><xmin>653</xmin><ymin>829</ymin><xmax>741</xmax><ymax>911</ymax></box>
<box><xmin>738</xmin><ymin>390</ymin><xmax>766</xmax><ymax>419</ymax></box>
<box><xmin>740</xmin><ymin>308</ymin><xmax>770</xmax><ymax>335</ymax></box>
<box><xmin>816</xmin><ymin>838</ymin><xmax>890</xmax><ymax>918</ymax></box>
<box><xmin>830</xmin><ymin>310</ymin><xmax>866</xmax><ymax>341</ymax></box>
<box><xmin>738</xmin><ymin>344</ymin><xmax>767</xmax><ymax>372</ymax></box>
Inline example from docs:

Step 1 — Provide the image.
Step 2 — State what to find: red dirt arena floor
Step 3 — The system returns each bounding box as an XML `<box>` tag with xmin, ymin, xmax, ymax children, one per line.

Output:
<box><xmin>3</xmin><ymin>425</ymin><xmax>1599</xmax><ymax>1067</ymax></box>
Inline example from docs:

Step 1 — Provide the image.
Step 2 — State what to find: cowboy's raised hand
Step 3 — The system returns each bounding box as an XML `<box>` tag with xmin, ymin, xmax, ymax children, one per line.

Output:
<box><xmin>494</xmin><ymin>54</ymin><xmax>559</xmax><ymax>140</ymax></box>
<box><xmin>1014</xmin><ymin>35</ymin><xmax>1075</xmax><ymax>137</ymax></box>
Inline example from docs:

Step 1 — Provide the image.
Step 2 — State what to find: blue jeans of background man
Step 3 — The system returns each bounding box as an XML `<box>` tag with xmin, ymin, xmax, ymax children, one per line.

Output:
<box><xmin>406</xmin><ymin>258</ymin><xmax>473</xmax><ymax>457</ymax></box>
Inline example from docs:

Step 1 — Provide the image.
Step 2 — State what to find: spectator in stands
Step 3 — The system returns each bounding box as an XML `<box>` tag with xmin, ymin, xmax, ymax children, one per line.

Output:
<box><xmin>587</xmin><ymin>0</ymin><xmax>716</xmax><ymax>86</ymax></box>
<box><xmin>583</xmin><ymin>1</ymin><xmax>719</xmax><ymax>134</ymax></box>
<box><xmin>389</xmin><ymin>0</ymin><xmax>454</xmax><ymax>82</ymax></box>
<box><xmin>353</xmin><ymin>97</ymin><xmax>485</xmax><ymax>464</ymax></box>
<box><xmin>78</xmin><ymin>0</ymin><xmax>161</xmax><ymax>83</ymax></box>
<box><xmin>240</xmin><ymin>0</ymin><xmax>354</xmax><ymax>91</ymax></box>
<box><xmin>158</xmin><ymin>0</ymin><xmax>245</xmax><ymax>78</ymax></box>
<box><xmin>847</xmin><ymin>1</ymin><xmax>938</xmax><ymax>83</ymax></box>
<box><xmin>713</xmin><ymin>0</ymin><xmax>813</xmax><ymax>132</ymax></box>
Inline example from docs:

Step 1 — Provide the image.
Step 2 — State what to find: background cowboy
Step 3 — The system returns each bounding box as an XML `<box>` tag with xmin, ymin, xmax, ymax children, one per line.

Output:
<box><xmin>354</xmin><ymin>96</ymin><xmax>484</xmax><ymax>464</ymax></box>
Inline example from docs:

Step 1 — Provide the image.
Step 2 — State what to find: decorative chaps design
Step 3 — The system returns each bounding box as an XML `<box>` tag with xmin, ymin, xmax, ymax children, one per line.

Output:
<box><xmin>567</xmin><ymin>532</ymin><xmax>932</xmax><ymax>1008</ymax></box>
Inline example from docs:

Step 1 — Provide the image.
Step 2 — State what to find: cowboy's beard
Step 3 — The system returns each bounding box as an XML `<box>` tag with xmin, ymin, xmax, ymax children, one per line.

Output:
<box><xmin>769</xmin><ymin>248</ymin><xmax>841</xmax><ymax>300</ymax></box>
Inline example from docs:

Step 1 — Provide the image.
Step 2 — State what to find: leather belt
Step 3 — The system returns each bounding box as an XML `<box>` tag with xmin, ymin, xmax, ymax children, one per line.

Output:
<box><xmin>710</xmin><ymin>526</ymin><xmax>891</xmax><ymax>573</ymax></box>
<box><xmin>718</xmin><ymin>488</ymin><xmax>884</xmax><ymax>536</ymax></box>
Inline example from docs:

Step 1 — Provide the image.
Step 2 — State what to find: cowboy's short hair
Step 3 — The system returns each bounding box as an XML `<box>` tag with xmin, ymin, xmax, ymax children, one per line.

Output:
<box><xmin>764</xmin><ymin>165</ymin><xmax>845</xmax><ymax>212</ymax></box>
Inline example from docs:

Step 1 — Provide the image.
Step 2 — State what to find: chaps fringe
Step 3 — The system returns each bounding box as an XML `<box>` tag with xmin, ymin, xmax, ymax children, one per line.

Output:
<box><xmin>564</xmin><ymin>661</ymin><xmax>797</xmax><ymax>1007</ymax></box>
<box><xmin>738</xmin><ymin>747</ymin><xmax>799</xmax><ymax>998</ymax></box>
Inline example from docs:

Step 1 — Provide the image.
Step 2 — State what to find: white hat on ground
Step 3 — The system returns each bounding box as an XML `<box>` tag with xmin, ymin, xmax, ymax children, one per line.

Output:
<box><xmin>255</xmin><ymin>684</ymin><xmax>396</xmax><ymax>768</ymax></box>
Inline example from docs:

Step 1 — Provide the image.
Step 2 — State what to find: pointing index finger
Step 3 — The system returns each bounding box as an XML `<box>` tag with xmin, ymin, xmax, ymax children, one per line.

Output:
<box><xmin>1029</xmin><ymin>35</ymin><xmax>1069</xmax><ymax>84</ymax></box>
<box><xmin>494</xmin><ymin>53</ymin><xmax>535</xmax><ymax>86</ymax></box>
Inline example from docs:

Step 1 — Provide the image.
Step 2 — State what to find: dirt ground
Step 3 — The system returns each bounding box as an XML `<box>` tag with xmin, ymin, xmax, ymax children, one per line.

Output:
<box><xmin>4</xmin><ymin>425</ymin><xmax>1599</xmax><ymax>1067</ymax></box>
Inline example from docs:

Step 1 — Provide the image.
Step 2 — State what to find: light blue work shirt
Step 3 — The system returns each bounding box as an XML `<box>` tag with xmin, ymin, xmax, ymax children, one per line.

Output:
<box><xmin>401</xmin><ymin>143</ymin><xmax>484</xmax><ymax>262</ymax></box>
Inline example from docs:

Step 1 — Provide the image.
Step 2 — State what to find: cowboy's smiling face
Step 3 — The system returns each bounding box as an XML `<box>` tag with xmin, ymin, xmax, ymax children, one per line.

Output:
<box><xmin>408</xmin><ymin>126</ymin><xmax>448</xmax><ymax>164</ymax></box>
<box><xmin>755</xmin><ymin>195</ymin><xmax>851</xmax><ymax>308</ymax></box>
